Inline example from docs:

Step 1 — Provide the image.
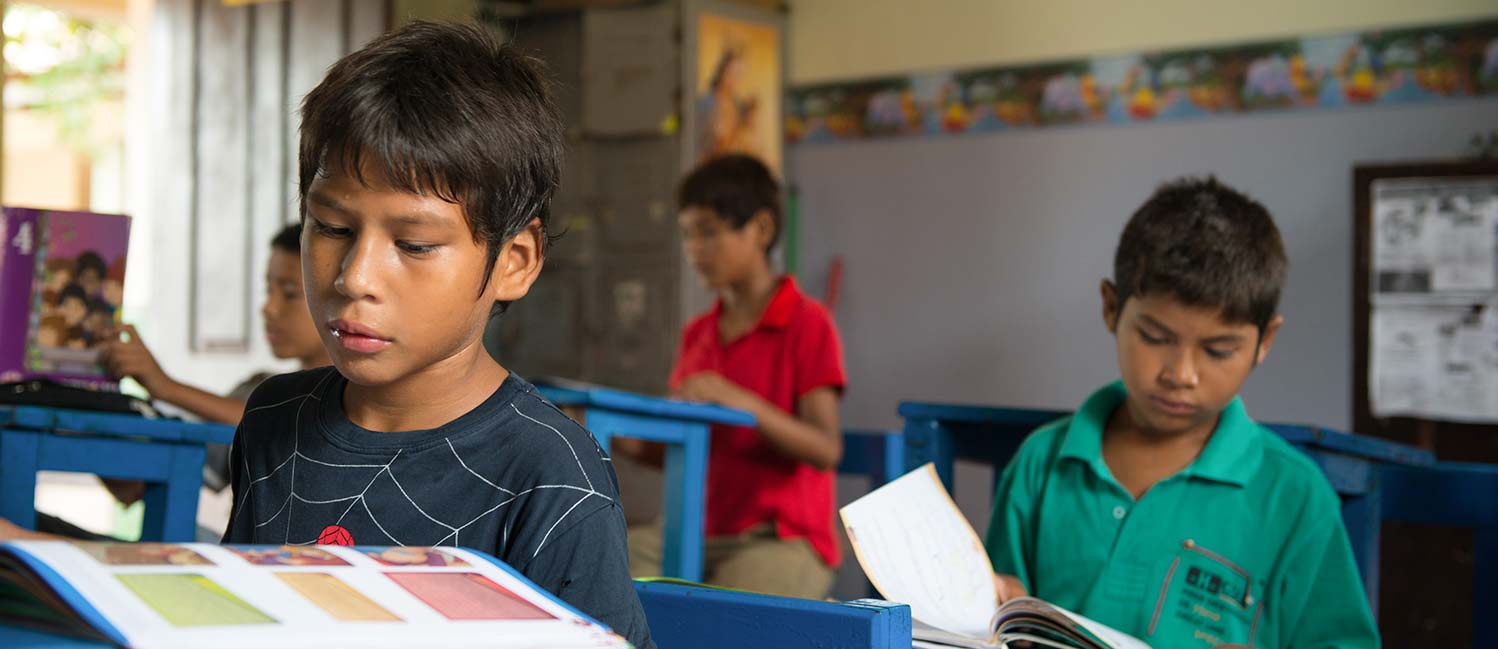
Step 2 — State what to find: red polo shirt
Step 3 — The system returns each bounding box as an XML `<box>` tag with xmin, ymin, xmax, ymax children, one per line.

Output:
<box><xmin>670</xmin><ymin>276</ymin><xmax>846</xmax><ymax>567</ymax></box>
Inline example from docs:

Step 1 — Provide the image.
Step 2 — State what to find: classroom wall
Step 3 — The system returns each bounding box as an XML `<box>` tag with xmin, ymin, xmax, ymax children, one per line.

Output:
<box><xmin>799</xmin><ymin>99</ymin><xmax>1498</xmax><ymax>432</ymax></box>
<box><xmin>788</xmin><ymin>0</ymin><xmax>1498</xmax><ymax>84</ymax></box>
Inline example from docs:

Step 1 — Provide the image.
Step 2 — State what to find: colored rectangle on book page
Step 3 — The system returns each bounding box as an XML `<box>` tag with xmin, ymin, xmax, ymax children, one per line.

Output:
<box><xmin>81</xmin><ymin>543</ymin><xmax>213</xmax><ymax>567</ymax></box>
<box><xmin>360</xmin><ymin>547</ymin><xmax>469</xmax><ymax>568</ymax></box>
<box><xmin>840</xmin><ymin>463</ymin><xmax>997</xmax><ymax>640</ymax></box>
<box><xmin>387</xmin><ymin>573</ymin><xmax>555</xmax><ymax>621</ymax></box>
<box><xmin>225</xmin><ymin>546</ymin><xmax>349</xmax><ymax>567</ymax></box>
<box><xmin>275</xmin><ymin>573</ymin><xmax>399</xmax><ymax>622</ymax></box>
<box><xmin>115</xmin><ymin>574</ymin><xmax>275</xmax><ymax>627</ymax></box>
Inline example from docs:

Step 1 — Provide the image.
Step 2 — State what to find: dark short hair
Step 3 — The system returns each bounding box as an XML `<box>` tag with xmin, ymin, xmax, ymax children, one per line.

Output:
<box><xmin>271</xmin><ymin>223</ymin><xmax>301</xmax><ymax>254</ymax></box>
<box><xmin>677</xmin><ymin>154</ymin><xmax>782</xmax><ymax>254</ymax></box>
<box><xmin>58</xmin><ymin>284</ymin><xmax>88</xmax><ymax>306</ymax></box>
<box><xmin>75</xmin><ymin>251</ymin><xmax>106</xmax><ymax>280</ymax></box>
<box><xmin>1113</xmin><ymin>177</ymin><xmax>1287</xmax><ymax>333</ymax></box>
<box><xmin>298</xmin><ymin>21</ymin><xmax>564</xmax><ymax>316</ymax></box>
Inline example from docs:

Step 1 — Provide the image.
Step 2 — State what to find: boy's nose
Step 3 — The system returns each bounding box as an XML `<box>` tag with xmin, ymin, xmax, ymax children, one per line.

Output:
<box><xmin>334</xmin><ymin>239</ymin><xmax>382</xmax><ymax>301</ymax></box>
<box><xmin>1159</xmin><ymin>350</ymin><xmax>1199</xmax><ymax>389</ymax></box>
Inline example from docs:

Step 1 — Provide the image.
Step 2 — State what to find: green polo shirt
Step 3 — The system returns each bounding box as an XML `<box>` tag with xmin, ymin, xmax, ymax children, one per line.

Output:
<box><xmin>985</xmin><ymin>382</ymin><xmax>1379</xmax><ymax>649</ymax></box>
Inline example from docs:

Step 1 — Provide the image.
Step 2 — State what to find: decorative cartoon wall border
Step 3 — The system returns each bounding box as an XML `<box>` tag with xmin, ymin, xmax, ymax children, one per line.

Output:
<box><xmin>785</xmin><ymin>18</ymin><xmax>1498</xmax><ymax>144</ymax></box>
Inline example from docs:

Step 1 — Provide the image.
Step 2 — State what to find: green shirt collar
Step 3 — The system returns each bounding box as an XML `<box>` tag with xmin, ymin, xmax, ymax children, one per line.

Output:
<box><xmin>1058</xmin><ymin>381</ymin><xmax>1263</xmax><ymax>488</ymax></box>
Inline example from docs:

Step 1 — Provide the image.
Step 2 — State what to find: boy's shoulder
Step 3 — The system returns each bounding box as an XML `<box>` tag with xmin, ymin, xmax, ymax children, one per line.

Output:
<box><xmin>682</xmin><ymin>279</ymin><xmax>837</xmax><ymax>337</ymax></box>
<box><xmin>1021</xmin><ymin>414</ymin><xmax>1074</xmax><ymax>456</ymax></box>
<box><xmin>487</xmin><ymin>377</ymin><xmax>619</xmax><ymax>495</ymax></box>
<box><xmin>1004</xmin><ymin>414</ymin><xmax>1076</xmax><ymax>477</ymax></box>
<box><xmin>240</xmin><ymin>366</ymin><xmax>340</xmax><ymax>422</ymax></box>
<box><xmin>1245</xmin><ymin>422</ymin><xmax>1342</xmax><ymax>509</ymax></box>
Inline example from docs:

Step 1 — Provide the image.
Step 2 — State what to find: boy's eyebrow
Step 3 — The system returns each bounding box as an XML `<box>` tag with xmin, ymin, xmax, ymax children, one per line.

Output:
<box><xmin>1136</xmin><ymin>314</ymin><xmax>1175</xmax><ymax>335</ymax></box>
<box><xmin>388</xmin><ymin>212</ymin><xmax>449</xmax><ymax>227</ymax></box>
<box><xmin>309</xmin><ymin>190</ymin><xmax>453</xmax><ymax>230</ymax></box>
<box><xmin>307</xmin><ymin>190</ymin><xmax>351</xmax><ymax>214</ymax></box>
<box><xmin>1201</xmin><ymin>333</ymin><xmax>1247</xmax><ymax>345</ymax></box>
<box><xmin>1139</xmin><ymin>314</ymin><xmax>1247</xmax><ymax>344</ymax></box>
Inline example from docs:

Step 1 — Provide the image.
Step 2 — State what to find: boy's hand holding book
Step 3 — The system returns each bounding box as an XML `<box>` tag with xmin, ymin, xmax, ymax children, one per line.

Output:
<box><xmin>992</xmin><ymin>573</ymin><xmax>1027</xmax><ymax>604</ymax></box>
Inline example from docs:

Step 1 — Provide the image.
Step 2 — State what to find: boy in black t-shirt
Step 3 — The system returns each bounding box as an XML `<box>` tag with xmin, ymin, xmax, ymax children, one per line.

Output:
<box><xmin>220</xmin><ymin>22</ymin><xmax>651</xmax><ymax>648</ymax></box>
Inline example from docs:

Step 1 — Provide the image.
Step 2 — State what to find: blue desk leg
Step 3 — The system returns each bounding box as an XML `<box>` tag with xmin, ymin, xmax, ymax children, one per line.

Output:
<box><xmin>659</xmin><ymin>423</ymin><xmax>707</xmax><ymax>582</ymax></box>
<box><xmin>140</xmin><ymin>445</ymin><xmax>206</xmax><ymax>542</ymax></box>
<box><xmin>1477</xmin><ymin>527</ymin><xmax>1497</xmax><ymax>649</ymax></box>
<box><xmin>1340</xmin><ymin>487</ymin><xmax>1381</xmax><ymax>613</ymax></box>
<box><xmin>902</xmin><ymin>418</ymin><xmax>956</xmax><ymax>491</ymax></box>
<box><xmin>880</xmin><ymin>432</ymin><xmax>905</xmax><ymax>487</ymax></box>
<box><xmin>0</xmin><ymin>429</ymin><xmax>41</xmax><ymax>529</ymax></box>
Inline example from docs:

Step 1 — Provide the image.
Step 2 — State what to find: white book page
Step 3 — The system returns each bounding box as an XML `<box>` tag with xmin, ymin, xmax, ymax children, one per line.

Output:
<box><xmin>840</xmin><ymin>464</ymin><xmax>998</xmax><ymax>640</ymax></box>
<box><xmin>11</xmin><ymin>542</ymin><xmax>625</xmax><ymax>649</ymax></box>
<box><xmin>1052</xmin><ymin>606</ymin><xmax>1153</xmax><ymax>649</ymax></box>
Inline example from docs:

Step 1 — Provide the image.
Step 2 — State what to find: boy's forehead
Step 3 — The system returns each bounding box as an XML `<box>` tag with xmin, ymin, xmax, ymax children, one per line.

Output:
<box><xmin>308</xmin><ymin>179</ymin><xmax>464</xmax><ymax>228</ymax></box>
<box><xmin>679</xmin><ymin>205</ymin><xmax>726</xmax><ymax>223</ymax></box>
<box><xmin>1127</xmin><ymin>293</ymin><xmax>1256</xmax><ymax>333</ymax></box>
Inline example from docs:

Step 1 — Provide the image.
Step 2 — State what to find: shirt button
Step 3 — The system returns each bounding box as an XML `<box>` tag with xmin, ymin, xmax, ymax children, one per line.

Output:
<box><xmin>1112</xmin><ymin>506</ymin><xmax>1127</xmax><ymax>520</ymax></box>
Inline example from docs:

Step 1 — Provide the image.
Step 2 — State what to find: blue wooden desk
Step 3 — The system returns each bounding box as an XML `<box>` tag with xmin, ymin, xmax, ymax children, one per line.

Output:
<box><xmin>1381</xmin><ymin>461</ymin><xmax>1498</xmax><ymax>648</ymax></box>
<box><xmin>535</xmin><ymin>382</ymin><xmax>753</xmax><ymax>583</ymax></box>
<box><xmin>839</xmin><ymin>429</ymin><xmax>906</xmax><ymax>487</ymax></box>
<box><xmin>0</xmin><ymin>406</ymin><xmax>235</xmax><ymax>542</ymax></box>
<box><xmin>897</xmin><ymin>402</ymin><xmax>1435</xmax><ymax>612</ymax></box>
<box><xmin>635</xmin><ymin>580</ymin><xmax>911</xmax><ymax>649</ymax></box>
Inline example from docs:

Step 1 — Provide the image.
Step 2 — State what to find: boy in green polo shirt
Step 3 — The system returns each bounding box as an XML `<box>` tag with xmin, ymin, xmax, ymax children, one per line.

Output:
<box><xmin>986</xmin><ymin>177</ymin><xmax>1378</xmax><ymax>649</ymax></box>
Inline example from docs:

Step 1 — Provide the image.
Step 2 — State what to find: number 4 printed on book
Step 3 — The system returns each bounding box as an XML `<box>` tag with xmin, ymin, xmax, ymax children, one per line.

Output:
<box><xmin>10</xmin><ymin>221</ymin><xmax>32</xmax><ymax>254</ymax></box>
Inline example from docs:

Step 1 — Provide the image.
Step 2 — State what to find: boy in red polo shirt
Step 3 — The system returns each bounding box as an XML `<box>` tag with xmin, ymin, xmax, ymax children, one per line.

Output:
<box><xmin>618</xmin><ymin>154</ymin><xmax>845</xmax><ymax>598</ymax></box>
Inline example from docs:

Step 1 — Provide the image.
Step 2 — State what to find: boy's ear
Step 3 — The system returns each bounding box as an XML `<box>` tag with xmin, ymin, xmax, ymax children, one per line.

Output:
<box><xmin>1101</xmin><ymin>280</ymin><xmax>1121</xmax><ymax>333</ymax></box>
<box><xmin>1253</xmin><ymin>314</ymin><xmax>1285</xmax><ymax>367</ymax></box>
<box><xmin>489</xmin><ymin>218</ymin><xmax>545</xmax><ymax>303</ymax></box>
<box><xmin>750</xmin><ymin>209</ymin><xmax>776</xmax><ymax>250</ymax></box>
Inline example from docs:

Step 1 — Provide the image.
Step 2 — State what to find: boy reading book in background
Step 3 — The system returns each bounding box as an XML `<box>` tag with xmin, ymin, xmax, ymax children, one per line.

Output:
<box><xmin>986</xmin><ymin>178</ymin><xmax>1378</xmax><ymax>649</ymax></box>
<box><xmin>614</xmin><ymin>154</ymin><xmax>846</xmax><ymax>599</ymax></box>
<box><xmin>0</xmin><ymin>224</ymin><xmax>329</xmax><ymax>541</ymax></box>
<box><xmin>103</xmin><ymin>223</ymin><xmax>331</xmax><ymax>428</ymax></box>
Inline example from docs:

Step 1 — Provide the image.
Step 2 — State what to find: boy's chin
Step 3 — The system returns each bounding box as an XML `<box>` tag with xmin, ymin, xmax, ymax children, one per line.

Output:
<box><xmin>1135</xmin><ymin>409</ymin><xmax>1216</xmax><ymax>438</ymax></box>
<box><xmin>331</xmin><ymin>356</ymin><xmax>404</xmax><ymax>388</ymax></box>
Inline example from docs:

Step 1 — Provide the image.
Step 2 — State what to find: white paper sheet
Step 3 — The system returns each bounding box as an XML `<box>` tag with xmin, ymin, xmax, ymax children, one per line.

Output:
<box><xmin>1371</xmin><ymin>180</ymin><xmax>1498</xmax><ymax>296</ymax></box>
<box><xmin>840</xmin><ymin>464</ymin><xmax>998</xmax><ymax>640</ymax></box>
<box><xmin>1370</xmin><ymin>304</ymin><xmax>1498</xmax><ymax>423</ymax></box>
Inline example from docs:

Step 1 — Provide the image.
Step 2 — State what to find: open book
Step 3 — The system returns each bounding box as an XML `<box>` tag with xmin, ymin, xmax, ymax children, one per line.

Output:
<box><xmin>841</xmin><ymin>464</ymin><xmax>1152</xmax><ymax>649</ymax></box>
<box><xmin>0</xmin><ymin>542</ymin><xmax>629</xmax><ymax>648</ymax></box>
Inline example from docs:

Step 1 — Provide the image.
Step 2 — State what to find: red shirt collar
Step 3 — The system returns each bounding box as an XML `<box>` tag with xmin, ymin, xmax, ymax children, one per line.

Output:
<box><xmin>709</xmin><ymin>276</ymin><xmax>802</xmax><ymax>332</ymax></box>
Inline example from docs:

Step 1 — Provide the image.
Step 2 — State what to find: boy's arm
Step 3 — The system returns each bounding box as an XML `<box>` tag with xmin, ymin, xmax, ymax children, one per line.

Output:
<box><xmin>1274</xmin><ymin>515</ymin><xmax>1380</xmax><ymax>649</ymax></box>
<box><xmin>0</xmin><ymin>517</ymin><xmax>64</xmax><ymax>541</ymax></box>
<box><xmin>678</xmin><ymin>373</ymin><xmax>842</xmax><ymax>470</ymax></box>
<box><xmin>674</xmin><ymin>305</ymin><xmax>846</xmax><ymax>470</ymax></box>
<box><xmin>144</xmin><ymin>382</ymin><xmax>249</xmax><ymax>427</ymax></box>
<box><xmin>102</xmin><ymin>324</ymin><xmax>248</xmax><ymax>425</ymax></box>
<box><xmin>985</xmin><ymin>437</ymin><xmax>1044</xmax><ymax>600</ymax></box>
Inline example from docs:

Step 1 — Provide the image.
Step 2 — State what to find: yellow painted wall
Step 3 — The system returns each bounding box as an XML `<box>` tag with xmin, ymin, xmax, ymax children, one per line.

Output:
<box><xmin>788</xmin><ymin>0</ymin><xmax>1498</xmax><ymax>83</ymax></box>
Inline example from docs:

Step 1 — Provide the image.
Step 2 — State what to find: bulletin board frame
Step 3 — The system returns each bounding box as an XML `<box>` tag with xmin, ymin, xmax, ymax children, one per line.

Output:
<box><xmin>1353</xmin><ymin>159</ymin><xmax>1498</xmax><ymax>456</ymax></box>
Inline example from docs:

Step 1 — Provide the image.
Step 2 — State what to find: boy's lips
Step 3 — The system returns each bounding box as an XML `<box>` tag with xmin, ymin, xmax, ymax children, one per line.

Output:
<box><xmin>328</xmin><ymin>319</ymin><xmax>392</xmax><ymax>354</ymax></box>
<box><xmin>1149</xmin><ymin>395</ymin><xmax>1198</xmax><ymax>416</ymax></box>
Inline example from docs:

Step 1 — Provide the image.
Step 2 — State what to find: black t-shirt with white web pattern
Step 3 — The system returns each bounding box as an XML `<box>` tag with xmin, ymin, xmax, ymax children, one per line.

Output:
<box><xmin>223</xmin><ymin>367</ymin><xmax>653</xmax><ymax>649</ymax></box>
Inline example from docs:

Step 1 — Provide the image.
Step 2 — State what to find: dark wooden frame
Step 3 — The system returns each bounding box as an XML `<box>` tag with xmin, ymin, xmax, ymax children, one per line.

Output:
<box><xmin>1352</xmin><ymin>160</ymin><xmax>1498</xmax><ymax>455</ymax></box>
